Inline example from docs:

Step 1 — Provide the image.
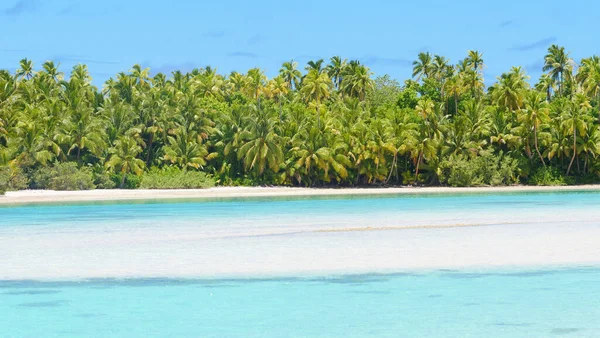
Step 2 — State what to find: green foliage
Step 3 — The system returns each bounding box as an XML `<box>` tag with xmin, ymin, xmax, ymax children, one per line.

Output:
<box><xmin>139</xmin><ymin>168</ymin><xmax>215</xmax><ymax>189</ymax></box>
<box><xmin>1</xmin><ymin>47</ymin><xmax>599</xmax><ymax>191</ymax></box>
<box><xmin>111</xmin><ymin>173</ymin><xmax>141</xmax><ymax>189</ymax></box>
<box><xmin>0</xmin><ymin>165</ymin><xmax>29</xmax><ymax>193</ymax></box>
<box><xmin>0</xmin><ymin>166</ymin><xmax>8</xmax><ymax>195</ymax></box>
<box><xmin>528</xmin><ymin>167</ymin><xmax>567</xmax><ymax>186</ymax></box>
<box><xmin>439</xmin><ymin>153</ymin><xmax>519</xmax><ymax>187</ymax></box>
<box><xmin>31</xmin><ymin>162</ymin><xmax>95</xmax><ymax>190</ymax></box>
<box><xmin>397</xmin><ymin>80</ymin><xmax>420</xmax><ymax>109</ymax></box>
<box><xmin>91</xmin><ymin>165</ymin><xmax>117</xmax><ymax>189</ymax></box>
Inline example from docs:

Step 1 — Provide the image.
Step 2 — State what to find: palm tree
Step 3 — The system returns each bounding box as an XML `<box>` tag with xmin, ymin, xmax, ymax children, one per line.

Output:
<box><xmin>518</xmin><ymin>91</ymin><xmax>550</xmax><ymax>166</ymax></box>
<box><xmin>431</xmin><ymin>55</ymin><xmax>450</xmax><ymax>82</ymax></box>
<box><xmin>412</xmin><ymin>52</ymin><xmax>433</xmax><ymax>81</ymax></box>
<box><xmin>562</xmin><ymin>94</ymin><xmax>592</xmax><ymax>175</ymax></box>
<box><xmin>279</xmin><ymin>60</ymin><xmax>302</xmax><ymax>90</ymax></box>
<box><xmin>543</xmin><ymin>45</ymin><xmax>574</xmax><ymax>96</ymax></box>
<box><xmin>466</xmin><ymin>50</ymin><xmax>485</xmax><ymax>73</ymax></box>
<box><xmin>16</xmin><ymin>58</ymin><xmax>35</xmax><ymax>80</ymax></box>
<box><xmin>41</xmin><ymin>61</ymin><xmax>63</xmax><ymax>82</ymax></box>
<box><xmin>490</xmin><ymin>67</ymin><xmax>529</xmax><ymax>111</ymax></box>
<box><xmin>237</xmin><ymin>106</ymin><xmax>283</xmax><ymax>177</ymax></box>
<box><xmin>246</xmin><ymin>68</ymin><xmax>266</xmax><ymax>102</ymax></box>
<box><xmin>444</xmin><ymin>75</ymin><xmax>463</xmax><ymax>115</ymax></box>
<box><xmin>305</xmin><ymin>59</ymin><xmax>325</xmax><ymax>74</ymax></box>
<box><xmin>300</xmin><ymin>70</ymin><xmax>332</xmax><ymax>128</ymax></box>
<box><xmin>577</xmin><ymin>56</ymin><xmax>600</xmax><ymax>120</ymax></box>
<box><xmin>163</xmin><ymin>129</ymin><xmax>213</xmax><ymax>170</ymax></box>
<box><xmin>342</xmin><ymin>61</ymin><xmax>374</xmax><ymax>101</ymax></box>
<box><xmin>536</xmin><ymin>74</ymin><xmax>555</xmax><ymax>102</ymax></box>
<box><xmin>266</xmin><ymin>76</ymin><xmax>289</xmax><ymax>121</ymax></box>
<box><xmin>65</xmin><ymin>107</ymin><xmax>106</xmax><ymax>163</ymax></box>
<box><xmin>105</xmin><ymin>135</ymin><xmax>145</xmax><ymax>188</ymax></box>
<box><xmin>326</xmin><ymin>56</ymin><xmax>347</xmax><ymax>90</ymax></box>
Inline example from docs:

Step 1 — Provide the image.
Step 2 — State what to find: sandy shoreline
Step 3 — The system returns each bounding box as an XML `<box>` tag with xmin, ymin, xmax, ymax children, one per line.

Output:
<box><xmin>2</xmin><ymin>186</ymin><xmax>600</xmax><ymax>280</ymax></box>
<box><xmin>2</xmin><ymin>185</ymin><xmax>600</xmax><ymax>205</ymax></box>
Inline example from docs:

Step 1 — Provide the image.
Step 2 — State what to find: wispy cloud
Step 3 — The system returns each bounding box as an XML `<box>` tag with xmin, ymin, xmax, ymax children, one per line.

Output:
<box><xmin>360</xmin><ymin>55</ymin><xmax>412</xmax><ymax>68</ymax></box>
<box><xmin>4</xmin><ymin>0</ymin><xmax>38</xmax><ymax>16</ymax></box>
<box><xmin>228</xmin><ymin>51</ymin><xmax>259</xmax><ymax>59</ymax></box>
<box><xmin>201</xmin><ymin>31</ymin><xmax>225</xmax><ymax>38</ymax></box>
<box><xmin>50</xmin><ymin>54</ymin><xmax>120</xmax><ymax>65</ymax></box>
<box><xmin>247</xmin><ymin>34</ymin><xmax>262</xmax><ymax>45</ymax></box>
<box><xmin>499</xmin><ymin>19</ymin><xmax>516</xmax><ymax>28</ymax></box>
<box><xmin>509</xmin><ymin>37</ymin><xmax>557</xmax><ymax>52</ymax></box>
<box><xmin>525</xmin><ymin>60</ymin><xmax>545</xmax><ymax>74</ymax></box>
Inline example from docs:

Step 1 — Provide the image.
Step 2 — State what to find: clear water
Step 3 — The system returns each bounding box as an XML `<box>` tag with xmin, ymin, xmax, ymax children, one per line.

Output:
<box><xmin>1</xmin><ymin>267</ymin><xmax>599</xmax><ymax>337</ymax></box>
<box><xmin>1</xmin><ymin>191</ymin><xmax>600</xmax><ymax>337</ymax></box>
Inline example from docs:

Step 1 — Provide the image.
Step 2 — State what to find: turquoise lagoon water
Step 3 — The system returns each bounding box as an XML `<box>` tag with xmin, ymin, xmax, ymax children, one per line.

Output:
<box><xmin>1</xmin><ymin>268</ymin><xmax>600</xmax><ymax>337</ymax></box>
<box><xmin>2</xmin><ymin>191</ymin><xmax>600</xmax><ymax>337</ymax></box>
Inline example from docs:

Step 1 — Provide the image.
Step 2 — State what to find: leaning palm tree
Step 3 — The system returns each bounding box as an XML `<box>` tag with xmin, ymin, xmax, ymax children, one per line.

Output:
<box><xmin>543</xmin><ymin>45</ymin><xmax>575</xmax><ymax>96</ymax></box>
<box><xmin>105</xmin><ymin>135</ymin><xmax>145</xmax><ymax>188</ymax></box>
<box><xmin>518</xmin><ymin>91</ymin><xmax>550</xmax><ymax>166</ymax></box>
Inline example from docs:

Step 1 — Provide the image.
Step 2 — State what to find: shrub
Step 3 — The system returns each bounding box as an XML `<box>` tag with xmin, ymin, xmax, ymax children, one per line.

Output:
<box><xmin>111</xmin><ymin>173</ymin><xmax>141</xmax><ymax>189</ymax></box>
<box><xmin>439</xmin><ymin>152</ymin><xmax>519</xmax><ymax>187</ymax></box>
<box><xmin>91</xmin><ymin>165</ymin><xmax>116</xmax><ymax>189</ymax></box>
<box><xmin>31</xmin><ymin>162</ymin><xmax>95</xmax><ymax>190</ymax></box>
<box><xmin>140</xmin><ymin>168</ymin><xmax>215</xmax><ymax>189</ymax></box>
<box><xmin>528</xmin><ymin>167</ymin><xmax>567</xmax><ymax>186</ymax></box>
<box><xmin>0</xmin><ymin>165</ymin><xmax>29</xmax><ymax>193</ymax></box>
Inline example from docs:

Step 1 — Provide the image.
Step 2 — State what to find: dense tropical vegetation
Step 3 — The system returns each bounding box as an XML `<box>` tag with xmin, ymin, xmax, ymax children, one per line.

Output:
<box><xmin>2</xmin><ymin>45</ymin><xmax>600</xmax><ymax>192</ymax></box>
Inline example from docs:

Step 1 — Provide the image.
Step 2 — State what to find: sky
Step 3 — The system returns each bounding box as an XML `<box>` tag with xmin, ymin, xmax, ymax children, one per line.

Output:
<box><xmin>1</xmin><ymin>0</ymin><xmax>599</xmax><ymax>87</ymax></box>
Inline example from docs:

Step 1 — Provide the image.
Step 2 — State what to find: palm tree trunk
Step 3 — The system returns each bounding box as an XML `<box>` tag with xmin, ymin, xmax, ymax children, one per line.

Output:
<box><xmin>385</xmin><ymin>152</ymin><xmax>397</xmax><ymax>184</ymax></box>
<box><xmin>120</xmin><ymin>172</ymin><xmax>126</xmax><ymax>189</ymax></box>
<box><xmin>146</xmin><ymin>133</ymin><xmax>154</xmax><ymax>166</ymax></box>
<box><xmin>454</xmin><ymin>93</ymin><xmax>458</xmax><ymax>115</ymax></box>
<box><xmin>534</xmin><ymin>125</ymin><xmax>546</xmax><ymax>167</ymax></box>
<box><xmin>414</xmin><ymin>152</ymin><xmax>422</xmax><ymax>185</ymax></box>
<box><xmin>316</xmin><ymin>102</ymin><xmax>320</xmax><ymax>129</ymax></box>
<box><xmin>279</xmin><ymin>100</ymin><xmax>283</xmax><ymax>122</ymax></box>
<box><xmin>566</xmin><ymin>128</ymin><xmax>577</xmax><ymax>175</ymax></box>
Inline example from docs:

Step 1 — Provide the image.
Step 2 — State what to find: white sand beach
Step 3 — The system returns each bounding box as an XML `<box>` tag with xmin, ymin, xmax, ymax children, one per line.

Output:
<box><xmin>2</xmin><ymin>185</ymin><xmax>600</xmax><ymax>204</ymax></box>
<box><xmin>1</xmin><ymin>186</ymin><xmax>600</xmax><ymax>280</ymax></box>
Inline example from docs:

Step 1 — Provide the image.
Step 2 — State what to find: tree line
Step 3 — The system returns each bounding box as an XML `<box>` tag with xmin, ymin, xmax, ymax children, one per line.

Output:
<box><xmin>1</xmin><ymin>45</ymin><xmax>600</xmax><ymax>189</ymax></box>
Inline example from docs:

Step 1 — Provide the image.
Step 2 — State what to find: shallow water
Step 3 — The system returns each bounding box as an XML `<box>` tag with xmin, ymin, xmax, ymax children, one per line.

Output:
<box><xmin>1</xmin><ymin>267</ymin><xmax>599</xmax><ymax>337</ymax></box>
<box><xmin>1</xmin><ymin>191</ymin><xmax>600</xmax><ymax>336</ymax></box>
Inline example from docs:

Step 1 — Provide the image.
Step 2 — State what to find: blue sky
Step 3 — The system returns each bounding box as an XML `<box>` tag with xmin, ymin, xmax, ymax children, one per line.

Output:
<box><xmin>1</xmin><ymin>0</ymin><xmax>598</xmax><ymax>86</ymax></box>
